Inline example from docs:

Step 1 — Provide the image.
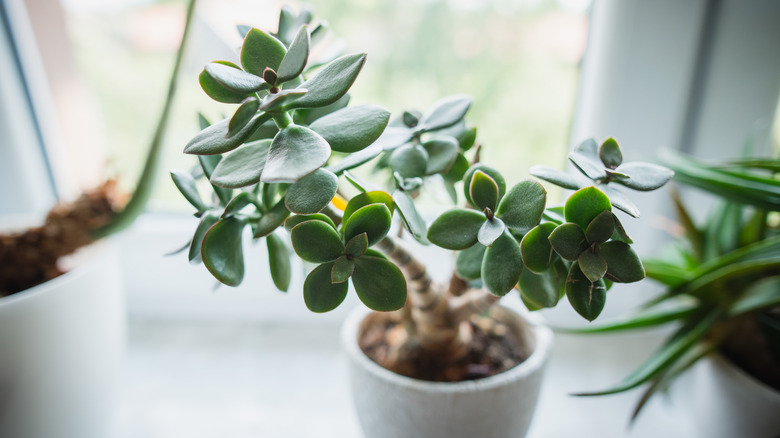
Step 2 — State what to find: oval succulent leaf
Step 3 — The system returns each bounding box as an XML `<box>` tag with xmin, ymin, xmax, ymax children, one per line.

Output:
<box><xmin>204</xmin><ymin>62</ymin><xmax>268</xmax><ymax>93</ymax></box>
<box><xmin>222</xmin><ymin>192</ymin><xmax>255</xmax><ymax>218</ymax></box>
<box><xmin>253</xmin><ymin>199</ymin><xmax>290</xmax><ymax>238</ymax></box>
<box><xmin>463</xmin><ymin>164</ymin><xmax>506</xmax><ymax>206</ymax></box>
<box><xmin>199</xmin><ymin>61</ymin><xmax>252</xmax><ymax>103</ymax></box>
<box><xmin>598</xmin><ymin>184</ymin><xmax>640</xmax><ymax>218</ymax></box>
<box><xmin>456</xmin><ymin>243</ymin><xmax>487</xmax><ymax>280</ymax></box>
<box><xmin>443</xmin><ymin>153</ymin><xmax>469</xmax><ymax>183</ymax></box>
<box><xmin>276</xmin><ymin>26</ymin><xmax>310</xmax><ymax>83</ymax></box>
<box><xmin>481</xmin><ymin>231</ymin><xmax>523</xmax><ymax>296</ymax></box>
<box><xmin>331</xmin><ymin>255</ymin><xmax>355</xmax><ymax>283</ymax></box>
<box><xmin>614</xmin><ymin>162</ymin><xmax>675</xmax><ymax>191</ymax></box>
<box><xmin>569</xmin><ymin>138</ymin><xmax>606</xmax><ymax>180</ymax></box>
<box><xmin>343</xmin><ymin>191</ymin><xmax>395</xmax><ymax>226</ymax></box>
<box><xmin>374</xmin><ymin>126</ymin><xmax>414</xmax><ymax>151</ymax></box>
<box><xmin>566</xmin><ymin>262</ymin><xmax>607</xmax><ymax>321</ymax></box>
<box><xmin>290</xmin><ymin>220</ymin><xmax>345</xmax><ymax>263</ymax></box>
<box><xmin>578</xmin><ymin>249</ymin><xmax>608</xmax><ymax>283</ymax></box>
<box><xmin>389</xmin><ymin>143</ymin><xmax>429</xmax><ymax>178</ymax></box>
<box><xmin>393</xmin><ymin>190</ymin><xmax>428</xmax><ymax>244</ymax></box>
<box><xmin>202</xmin><ymin>217</ymin><xmax>246</xmax><ymax>286</ymax></box>
<box><xmin>309</xmin><ymin>104</ymin><xmax>391</xmax><ymax>153</ymax></box>
<box><xmin>185</xmin><ymin>114</ymin><xmax>271</xmax><ymax>155</ymax></box>
<box><xmin>266</xmin><ymin>232</ymin><xmax>291</xmax><ymax>292</ymax></box>
<box><xmin>171</xmin><ymin>170</ymin><xmax>208</xmax><ymax>212</ymax></box>
<box><xmin>458</xmin><ymin>126</ymin><xmax>477</xmax><ymax>151</ymax></box>
<box><xmin>600</xmin><ymin>240</ymin><xmax>645</xmax><ymax>283</ymax></box>
<box><xmin>469</xmin><ymin>170</ymin><xmax>500</xmax><ymax>212</ymax></box>
<box><xmin>345</xmin><ymin>232</ymin><xmax>369</xmax><ymax>258</ymax></box>
<box><xmin>285</xmin><ymin>168</ymin><xmax>338</xmax><ymax>214</ymax></box>
<box><xmin>352</xmin><ymin>256</ymin><xmax>407</xmax><ymax>311</ymax></box>
<box><xmin>520</xmin><ymin>222</ymin><xmax>557</xmax><ymax>273</ymax></box>
<box><xmin>564</xmin><ymin>186</ymin><xmax>612</xmax><ymax>230</ymax></box>
<box><xmin>423</xmin><ymin>138</ymin><xmax>459</xmax><ymax>175</ymax></box>
<box><xmin>327</xmin><ymin>142</ymin><xmax>383</xmax><ymax>175</ymax></box>
<box><xmin>518</xmin><ymin>262</ymin><xmax>565</xmax><ymax>309</ymax></box>
<box><xmin>427</xmin><ymin>209</ymin><xmax>486</xmax><ymax>250</ymax></box>
<box><xmin>303</xmin><ymin>262</ymin><xmax>348</xmax><ymax>313</ymax></box>
<box><xmin>210</xmin><ymin>140</ymin><xmax>271</xmax><ymax>189</ymax></box>
<box><xmin>188</xmin><ymin>211</ymin><xmax>220</xmax><ymax>263</ymax></box>
<box><xmin>240</xmin><ymin>28</ymin><xmax>287</xmax><ymax>76</ymax></box>
<box><xmin>611</xmin><ymin>213</ymin><xmax>633</xmax><ymax>244</ymax></box>
<box><xmin>529</xmin><ymin>165</ymin><xmax>589</xmax><ymax>190</ymax></box>
<box><xmin>199</xmin><ymin>155</ymin><xmax>233</xmax><ymax>206</ymax></box>
<box><xmin>284</xmin><ymin>53</ymin><xmax>367</xmax><ymax>110</ymax></box>
<box><xmin>477</xmin><ymin>217</ymin><xmax>505</xmax><ymax>247</ymax></box>
<box><xmin>284</xmin><ymin>214</ymin><xmax>337</xmax><ymax>232</ymax></box>
<box><xmin>418</xmin><ymin>94</ymin><xmax>473</xmax><ymax>132</ymax></box>
<box><xmin>343</xmin><ymin>203</ymin><xmax>392</xmax><ymax>246</ymax></box>
<box><xmin>261</xmin><ymin>125</ymin><xmax>330</xmax><ymax>183</ymax></box>
<box><xmin>228</xmin><ymin>97</ymin><xmax>260</xmax><ymax>137</ymax></box>
<box><xmin>496</xmin><ymin>180</ymin><xmax>547</xmax><ymax>233</ymax></box>
<box><xmin>549</xmin><ymin>223</ymin><xmax>588</xmax><ymax>261</ymax></box>
<box><xmin>585</xmin><ymin>210</ymin><xmax>615</xmax><ymax>244</ymax></box>
<box><xmin>598</xmin><ymin>137</ymin><xmax>622</xmax><ymax>169</ymax></box>
<box><xmin>259</xmin><ymin>89</ymin><xmax>308</xmax><ymax>112</ymax></box>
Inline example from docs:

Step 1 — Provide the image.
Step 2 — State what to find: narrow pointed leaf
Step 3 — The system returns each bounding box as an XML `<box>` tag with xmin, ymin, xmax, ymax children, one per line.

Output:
<box><xmin>469</xmin><ymin>170</ymin><xmax>499</xmax><ymax>211</ymax></box>
<box><xmin>343</xmin><ymin>203</ymin><xmax>392</xmax><ymax>246</ymax></box>
<box><xmin>352</xmin><ymin>256</ymin><xmax>407</xmax><ymax>311</ymax></box>
<box><xmin>285</xmin><ymin>168</ymin><xmax>338</xmax><ymax>214</ymax></box>
<box><xmin>418</xmin><ymin>94</ymin><xmax>472</xmax><ymax>132</ymax></box>
<box><xmin>497</xmin><ymin>180</ymin><xmax>547</xmax><ymax>232</ymax></box>
<box><xmin>331</xmin><ymin>255</ymin><xmax>355</xmax><ymax>283</ymax></box>
<box><xmin>478</xmin><ymin>217</ymin><xmax>505</xmax><ymax>247</ymax></box>
<box><xmin>564</xmin><ymin>186</ymin><xmax>612</xmax><ymax>230</ymax></box>
<box><xmin>276</xmin><ymin>26</ymin><xmax>309</xmax><ymax>83</ymax></box>
<box><xmin>261</xmin><ymin>125</ymin><xmax>330</xmax><ymax>183</ymax></box>
<box><xmin>309</xmin><ymin>104</ymin><xmax>390</xmax><ymax>153</ymax></box>
<box><xmin>566</xmin><ymin>262</ymin><xmax>606</xmax><ymax>321</ymax></box>
<box><xmin>202</xmin><ymin>217</ymin><xmax>246</xmax><ymax>286</ymax></box>
<box><xmin>284</xmin><ymin>53</ymin><xmax>366</xmax><ymax>109</ymax></box>
<box><xmin>188</xmin><ymin>211</ymin><xmax>220</xmax><ymax>263</ymax></box>
<box><xmin>601</xmin><ymin>240</ymin><xmax>645</xmax><ymax>283</ymax></box>
<box><xmin>521</xmin><ymin>222</ymin><xmax>557</xmax><ymax>273</ymax></box>
<box><xmin>171</xmin><ymin>170</ymin><xmax>208</xmax><ymax>212</ymax></box>
<box><xmin>267</xmin><ymin>232</ymin><xmax>291</xmax><ymax>291</ymax></box>
<box><xmin>598</xmin><ymin>138</ymin><xmax>622</xmax><ymax>168</ymax></box>
<box><xmin>304</xmin><ymin>262</ymin><xmax>348</xmax><ymax>313</ymax></box>
<box><xmin>204</xmin><ymin>62</ymin><xmax>268</xmax><ymax>93</ymax></box>
<box><xmin>557</xmin><ymin>304</ymin><xmax>699</xmax><ymax>334</ymax></box>
<box><xmin>210</xmin><ymin>139</ymin><xmax>271</xmax><ymax>188</ymax></box>
<box><xmin>614</xmin><ymin>161</ymin><xmax>674</xmax><ymax>191</ymax></box>
<box><xmin>549</xmin><ymin>223</ymin><xmax>588</xmax><ymax>261</ymax></box>
<box><xmin>481</xmin><ymin>231</ymin><xmax>523</xmax><ymax>296</ymax></box>
<box><xmin>240</xmin><ymin>28</ymin><xmax>287</xmax><ymax>76</ymax></box>
<box><xmin>427</xmin><ymin>209</ymin><xmax>486</xmax><ymax>250</ymax></box>
<box><xmin>456</xmin><ymin>243</ymin><xmax>486</xmax><ymax>280</ymax></box>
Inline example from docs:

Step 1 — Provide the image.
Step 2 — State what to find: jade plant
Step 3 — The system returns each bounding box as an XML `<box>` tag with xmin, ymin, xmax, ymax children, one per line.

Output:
<box><xmin>567</xmin><ymin>150</ymin><xmax>780</xmax><ymax>419</ymax></box>
<box><xmin>172</xmin><ymin>7</ymin><xmax>673</xmax><ymax>376</ymax></box>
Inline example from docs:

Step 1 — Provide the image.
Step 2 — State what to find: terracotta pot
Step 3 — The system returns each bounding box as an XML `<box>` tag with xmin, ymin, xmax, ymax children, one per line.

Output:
<box><xmin>688</xmin><ymin>353</ymin><xmax>780</xmax><ymax>438</ymax></box>
<box><xmin>341</xmin><ymin>305</ymin><xmax>553</xmax><ymax>438</ymax></box>
<box><xmin>0</xmin><ymin>243</ymin><xmax>124</xmax><ymax>438</ymax></box>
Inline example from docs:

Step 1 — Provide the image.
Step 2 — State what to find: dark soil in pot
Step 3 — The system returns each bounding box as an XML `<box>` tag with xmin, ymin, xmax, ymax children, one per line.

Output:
<box><xmin>719</xmin><ymin>310</ymin><xmax>780</xmax><ymax>391</ymax></box>
<box><xmin>359</xmin><ymin>309</ymin><xmax>532</xmax><ymax>382</ymax></box>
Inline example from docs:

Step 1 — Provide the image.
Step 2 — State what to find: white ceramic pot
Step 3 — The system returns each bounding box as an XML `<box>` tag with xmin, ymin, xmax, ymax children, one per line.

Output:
<box><xmin>688</xmin><ymin>353</ymin><xmax>780</xmax><ymax>438</ymax></box>
<box><xmin>0</xmin><ymin>242</ymin><xmax>125</xmax><ymax>438</ymax></box>
<box><xmin>341</xmin><ymin>305</ymin><xmax>553</xmax><ymax>438</ymax></box>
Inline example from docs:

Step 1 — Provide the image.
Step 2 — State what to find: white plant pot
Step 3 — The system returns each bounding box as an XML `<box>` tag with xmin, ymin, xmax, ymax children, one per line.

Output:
<box><xmin>0</xmin><ymin>242</ymin><xmax>125</xmax><ymax>438</ymax></box>
<box><xmin>688</xmin><ymin>353</ymin><xmax>780</xmax><ymax>438</ymax></box>
<box><xmin>341</xmin><ymin>305</ymin><xmax>553</xmax><ymax>438</ymax></box>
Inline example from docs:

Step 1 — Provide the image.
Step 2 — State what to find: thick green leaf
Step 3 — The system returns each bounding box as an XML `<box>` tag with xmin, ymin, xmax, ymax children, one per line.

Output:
<box><xmin>481</xmin><ymin>231</ymin><xmax>523</xmax><ymax>296</ymax></box>
<box><xmin>549</xmin><ymin>223</ymin><xmax>588</xmax><ymax>261</ymax></box>
<box><xmin>303</xmin><ymin>262</ymin><xmax>349</xmax><ymax>313</ymax></box>
<box><xmin>253</xmin><ymin>199</ymin><xmax>290</xmax><ymax>237</ymax></box>
<box><xmin>228</xmin><ymin>97</ymin><xmax>260</xmax><ymax>137</ymax></box>
<box><xmin>423</xmin><ymin>138</ymin><xmax>458</xmax><ymax>175</ymax></box>
<box><xmin>309</xmin><ymin>104</ymin><xmax>390</xmax><ymax>153</ymax></box>
<box><xmin>610</xmin><ymin>213</ymin><xmax>633</xmax><ymax>244</ymax></box>
<box><xmin>352</xmin><ymin>256</ymin><xmax>407</xmax><ymax>311</ymax></box>
<box><xmin>456</xmin><ymin>243</ymin><xmax>486</xmax><ymax>280</ymax></box>
<box><xmin>199</xmin><ymin>61</ymin><xmax>252</xmax><ymax>103</ymax></box>
<box><xmin>418</xmin><ymin>94</ymin><xmax>472</xmax><ymax>132</ymax></box>
<box><xmin>569</xmin><ymin>138</ymin><xmax>605</xmax><ymax>180</ymax></box>
<box><xmin>469</xmin><ymin>170</ymin><xmax>500</xmax><ymax>211</ymax></box>
<box><xmin>203</xmin><ymin>62</ymin><xmax>268</xmax><ymax>94</ymax></box>
<box><xmin>478</xmin><ymin>217</ymin><xmax>505</xmax><ymax>247</ymax></box>
<box><xmin>290</xmin><ymin>220</ymin><xmax>345</xmax><ymax>263</ymax></box>
<box><xmin>585</xmin><ymin>210</ymin><xmax>615</xmax><ymax>244</ymax></box>
<box><xmin>614</xmin><ymin>162</ymin><xmax>674</xmax><ymax>191</ymax></box>
<box><xmin>443</xmin><ymin>153</ymin><xmax>470</xmax><ymax>183</ymax></box>
<box><xmin>529</xmin><ymin>165</ymin><xmax>588</xmax><ymax>190</ymax></box>
<box><xmin>389</xmin><ymin>143</ymin><xmax>428</xmax><ymax>178</ymax></box>
<box><xmin>284</xmin><ymin>168</ymin><xmax>338</xmax><ymax>214</ymax></box>
<box><xmin>427</xmin><ymin>209</ymin><xmax>486</xmax><ymax>250</ymax></box>
<box><xmin>240</xmin><ymin>28</ymin><xmax>287</xmax><ymax>76</ymax></box>
<box><xmin>598</xmin><ymin>138</ymin><xmax>622</xmax><ymax>168</ymax></box>
<box><xmin>520</xmin><ymin>222</ymin><xmax>557</xmax><ymax>273</ymax></box>
<box><xmin>202</xmin><ymin>217</ymin><xmax>246</xmax><ymax>286</ymax></box>
<box><xmin>210</xmin><ymin>139</ymin><xmax>271</xmax><ymax>188</ymax></box>
<box><xmin>284</xmin><ymin>214</ymin><xmax>337</xmax><ymax>232</ymax></box>
<box><xmin>331</xmin><ymin>255</ymin><xmax>355</xmax><ymax>283</ymax></box>
<box><xmin>345</xmin><ymin>233</ymin><xmax>369</xmax><ymax>258</ymax></box>
<box><xmin>343</xmin><ymin>203</ymin><xmax>392</xmax><ymax>246</ymax></box>
<box><xmin>565</xmin><ymin>186</ymin><xmax>612</xmax><ymax>230</ymax></box>
<box><xmin>258</xmin><ymin>89</ymin><xmax>308</xmax><ymax>112</ymax></box>
<box><xmin>558</xmin><ymin>304</ymin><xmax>698</xmax><ymax>334</ymax></box>
<box><xmin>599</xmin><ymin>184</ymin><xmax>640</xmax><ymax>218</ymax></box>
<box><xmin>171</xmin><ymin>170</ymin><xmax>207</xmax><ymax>212</ymax></box>
<box><xmin>222</xmin><ymin>192</ymin><xmax>255</xmax><ymax>218</ymax></box>
<box><xmin>276</xmin><ymin>26</ymin><xmax>309</xmax><ymax>83</ymax></box>
<box><xmin>261</xmin><ymin>125</ymin><xmax>330</xmax><ymax>183</ymax></box>
<box><xmin>600</xmin><ymin>241</ymin><xmax>645</xmax><ymax>283</ymax></box>
<box><xmin>579</xmin><ymin>250</ymin><xmax>607</xmax><ymax>283</ymax></box>
<box><xmin>393</xmin><ymin>190</ymin><xmax>428</xmax><ymax>243</ymax></box>
<box><xmin>284</xmin><ymin>53</ymin><xmax>366</xmax><ymax>109</ymax></box>
<box><xmin>496</xmin><ymin>180</ymin><xmax>547</xmax><ymax>233</ymax></box>
<box><xmin>188</xmin><ymin>211</ymin><xmax>220</xmax><ymax>263</ymax></box>
<box><xmin>267</xmin><ymin>232</ymin><xmax>291</xmax><ymax>291</ymax></box>
<box><xmin>343</xmin><ymin>191</ymin><xmax>395</xmax><ymax>226</ymax></box>
<box><xmin>326</xmin><ymin>143</ymin><xmax>384</xmax><ymax>175</ymax></box>
<box><xmin>199</xmin><ymin>155</ymin><xmax>232</xmax><ymax>206</ymax></box>
<box><xmin>565</xmin><ymin>262</ymin><xmax>606</xmax><ymax>321</ymax></box>
<box><xmin>463</xmin><ymin>164</ymin><xmax>506</xmax><ymax>206</ymax></box>
<box><xmin>185</xmin><ymin>114</ymin><xmax>271</xmax><ymax>155</ymax></box>
<box><xmin>458</xmin><ymin>126</ymin><xmax>477</xmax><ymax>151</ymax></box>
<box><xmin>518</xmin><ymin>261</ymin><xmax>566</xmax><ymax>309</ymax></box>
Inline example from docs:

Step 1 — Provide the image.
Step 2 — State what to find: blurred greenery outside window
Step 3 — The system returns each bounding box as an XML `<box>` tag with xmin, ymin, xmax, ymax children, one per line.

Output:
<box><xmin>59</xmin><ymin>0</ymin><xmax>594</xmax><ymax>212</ymax></box>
